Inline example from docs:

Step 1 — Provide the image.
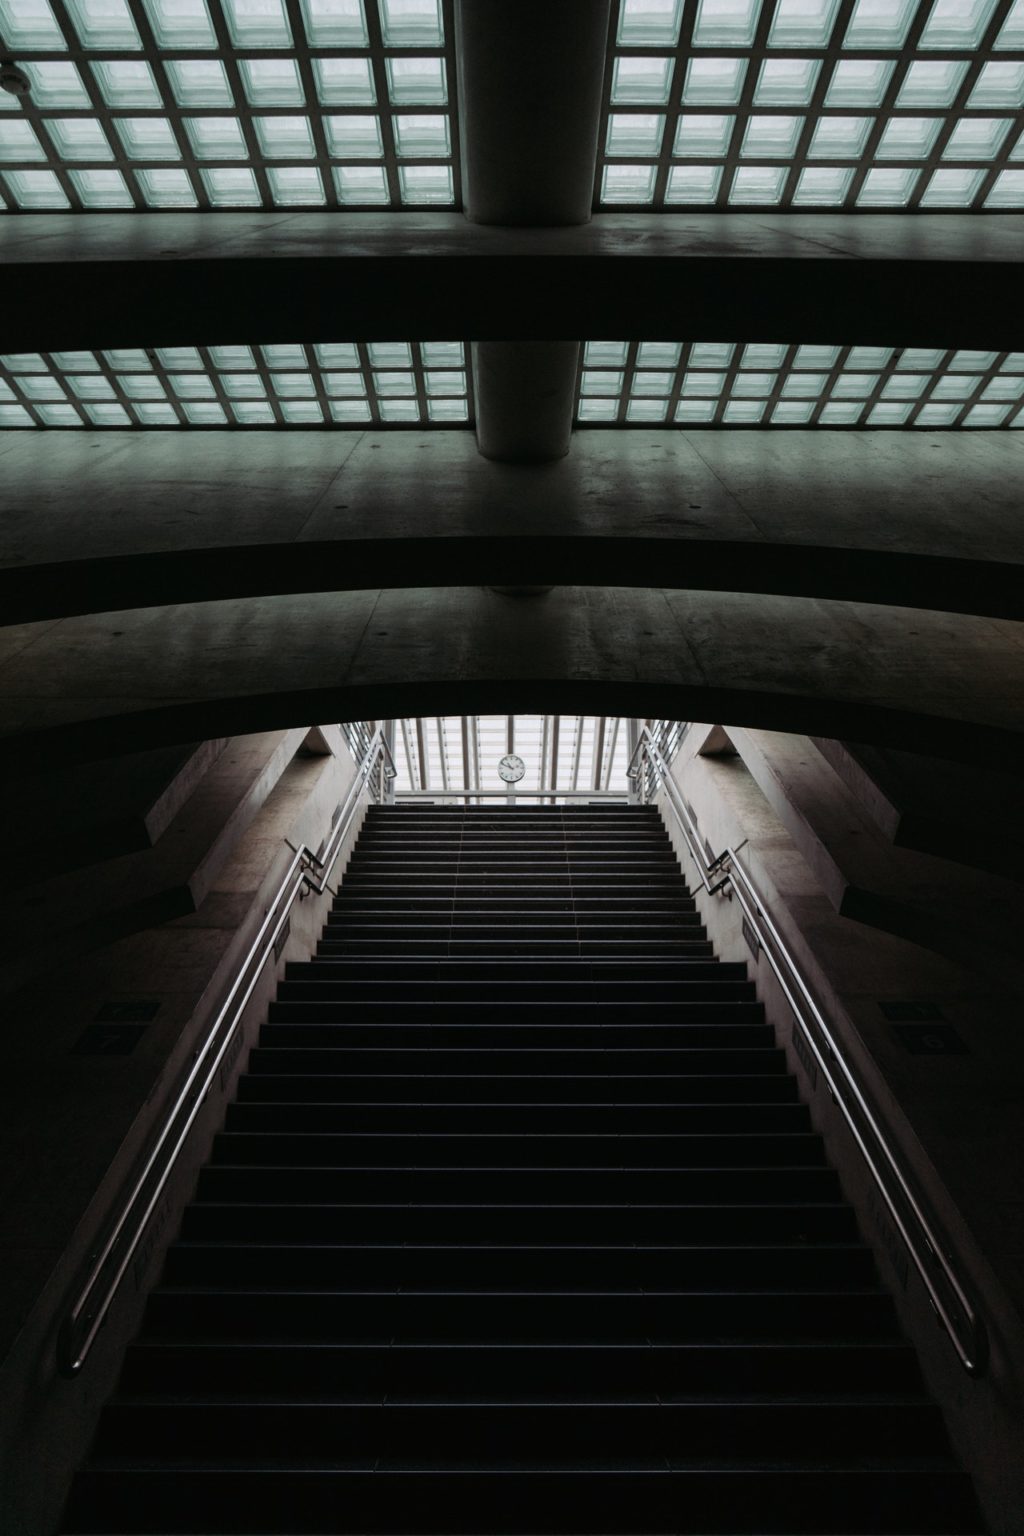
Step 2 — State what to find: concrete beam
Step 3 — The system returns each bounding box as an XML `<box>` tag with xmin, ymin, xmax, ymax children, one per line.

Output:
<box><xmin>0</xmin><ymin>431</ymin><xmax>1022</xmax><ymax>624</ymax></box>
<box><xmin>2</xmin><ymin>214</ymin><xmax>1023</xmax><ymax>351</ymax></box>
<box><xmin>0</xmin><ymin>587</ymin><xmax>1021</xmax><ymax>773</ymax></box>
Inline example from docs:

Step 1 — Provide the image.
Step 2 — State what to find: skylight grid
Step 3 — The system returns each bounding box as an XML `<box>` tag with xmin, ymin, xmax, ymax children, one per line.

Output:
<box><xmin>0</xmin><ymin>0</ymin><xmax>459</xmax><ymax>210</ymax></box>
<box><xmin>575</xmin><ymin>341</ymin><xmax>1024</xmax><ymax>427</ymax></box>
<box><xmin>0</xmin><ymin>340</ymin><xmax>472</xmax><ymax>426</ymax></box>
<box><xmin>388</xmin><ymin>715</ymin><xmax>633</xmax><ymax>801</ymax></box>
<box><xmin>599</xmin><ymin>0</ymin><xmax>1024</xmax><ymax>210</ymax></box>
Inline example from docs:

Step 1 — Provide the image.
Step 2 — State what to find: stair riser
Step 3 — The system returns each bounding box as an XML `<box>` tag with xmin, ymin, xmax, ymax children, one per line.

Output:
<box><xmin>223</xmin><ymin>1103</ymin><xmax>813</xmax><ymax>1133</ymax></box>
<box><xmin>235</xmin><ymin>1073</ymin><xmax>801</xmax><ymax>1104</ymax></box>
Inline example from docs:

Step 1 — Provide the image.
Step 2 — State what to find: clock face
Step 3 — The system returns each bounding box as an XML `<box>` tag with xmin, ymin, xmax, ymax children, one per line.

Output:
<box><xmin>498</xmin><ymin>754</ymin><xmax>526</xmax><ymax>783</ymax></box>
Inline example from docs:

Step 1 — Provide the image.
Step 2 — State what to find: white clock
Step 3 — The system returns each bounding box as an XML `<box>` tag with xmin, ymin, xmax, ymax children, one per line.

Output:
<box><xmin>498</xmin><ymin>754</ymin><xmax>526</xmax><ymax>783</ymax></box>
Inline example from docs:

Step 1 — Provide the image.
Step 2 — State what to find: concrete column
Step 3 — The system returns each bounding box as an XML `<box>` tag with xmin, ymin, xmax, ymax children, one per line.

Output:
<box><xmin>456</xmin><ymin>0</ymin><xmax>611</xmax><ymax>462</ymax></box>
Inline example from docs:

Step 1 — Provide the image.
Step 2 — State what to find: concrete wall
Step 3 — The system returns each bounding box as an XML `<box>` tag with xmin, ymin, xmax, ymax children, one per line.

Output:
<box><xmin>0</xmin><ymin>724</ymin><xmax>368</xmax><ymax>1535</ymax></box>
<box><xmin>653</xmin><ymin>727</ymin><xmax>1024</xmax><ymax>1534</ymax></box>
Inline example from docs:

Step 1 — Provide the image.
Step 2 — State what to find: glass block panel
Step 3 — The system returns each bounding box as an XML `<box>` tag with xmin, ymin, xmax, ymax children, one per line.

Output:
<box><xmin>674</xmin><ymin>399</ymin><xmax>717</xmax><ymax>422</ymax></box>
<box><xmin>819</xmin><ymin>401</ymin><xmax>863</xmax><ymax>423</ymax></box>
<box><xmin>368</xmin><ymin>342</ymin><xmax>412</xmax><ymax>366</ymax></box>
<box><xmin>741</xmin><ymin>343</ymin><xmax>787</xmax><ymax>366</ymax></box>
<box><xmin>36</xmin><ymin>403</ymin><xmax>82</xmax><ymax>425</ymax></box>
<box><xmin>673</xmin><ymin>114</ymin><xmax>734</xmax><ymax>156</ymax></box>
<box><xmin>898</xmin><ymin>61</ymin><xmax>969</xmax><ymax>108</ymax></box>
<box><xmin>300</xmin><ymin>0</ymin><xmax>367</xmax><ymax>45</ymax></box>
<box><xmin>683</xmin><ymin>57</ymin><xmax>748</xmax><ymax>105</ymax></box>
<box><xmin>141</xmin><ymin>0</ymin><xmax>216</xmax><ymax>48</ymax></box>
<box><xmin>379</xmin><ymin>398</ymin><xmax>420</xmax><ymax>422</ymax></box>
<box><xmin>239</xmin><ymin>58</ymin><xmax>305</xmax><ymax>107</ymax></box>
<box><xmin>794</xmin><ymin>345</ymin><xmax>840</xmax><ymax>368</ymax></box>
<box><xmin>857</xmin><ymin>166</ymin><xmax>919</xmax><ymax>205</ymax></box>
<box><xmin>222</xmin><ymin>372</ymin><xmax>266</xmax><ymax>397</ymax></box>
<box><xmin>315</xmin><ymin>343</ymin><xmax>360</xmax><ymax>367</ymax></box>
<box><xmin>983</xmin><ymin>376</ymin><xmax>1024</xmax><ymax>400</ymax></box>
<box><xmin>1000</xmin><ymin>353</ymin><xmax>1024</xmax><ymax>370</ymax></box>
<box><xmin>115</xmin><ymin>117</ymin><xmax>181</xmax><ymax>159</ymax></box>
<box><xmin>91</xmin><ymin>63</ymin><xmax>163</xmax><ymax>115</ymax></box>
<box><xmin>585</xmin><ymin>342</ymin><xmax>629</xmax><ymax>366</ymax></box>
<box><xmin>254</xmin><ymin>115</ymin><xmax>315</xmax><ymax>157</ymax></box>
<box><xmin>844</xmin><ymin>0</ymin><xmax>917</xmax><ymax>48</ymax></box>
<box><xmin>918</xmin><ymin>0</ymin><xmax>998</xmax><ymax>49</ymax></box>
<box><xmin>424</xmin><ymin>369</ymin><xmax>466</xmax><ymax>396</ymax></box>
<box><xmin>945</xmin><ymin>117</ymin><xmax>1012</xmax><ymax>162</ymax></box>
<box><xmin>209</xmin><ymin>344</ymin><xmax>255</xmax><ymax>367</ymax></box>
<box><xmin>847</xmin><ymin>346</ymin><xmax>892</xmax><ymax>367</ymax></box>
<box><xmin>133</xmin><ymin>402</ymin><xmax>178</xmax><ymax>424</ymax></box>
<box><xmin>0</xmin><ymin>405</ymin><xmax>34</xmax><ymax>426</ymax></box>
<box><xmin>315</xmin><ymin>57</ymin><xmax>374</xmax><ymax>106</ymax></box>
<box><xmin>632</xmin><ymin>370</ymin><xmax>675</xmax><ymax>396</ymax></box>
<box><xmin>772</xmin><ymin>401</ymin><xmax>816</xmax><ymax>423</ymax></box>
<box><xmin>0</xmin><ymin>352</ymin><xmax>47</xmax><ymax>371</ymax></box>
<box><xmin>733</xmin><ymin>370</ymin><xmax>778</xmax><ymax>395</ymax></box>
<box><xmin>637</xmin><ymin>342</ymin><xmax>682</xmax><ymax>367</ymax></box>
<box><xmin>83</xmin><ymin>402</ymin><xmax>130</xmax><ymax>424</ymax></box>
<box><xmin>578</xmin><ymin>397</ymin><xmax>618</xmax><ymax>424</ymax></box>
<box><xmin>793</xmin><ymin>165</ymin><xmax>854</xmax><ymax>203</ymax></box>
<box><xmin>964</xmin><ymin>404</ymin><xmax>1010</xmax><ymax>426</ymax></box>
<box><xmin>995</xmin><ymin>0</ymin><xmax>1024</xmax><ymax>45</ymax></box>
<box><xmin>730</xmin><ymin>165</ymin><xmax>787</xmax><ymax>202</ymax></box>
<box><xmin>806</xmin><ymin>116</ymin><xmax>872</xmax><ymax>158</ymax></box>
<box><xmin>165</xmin><ymin>59</ymin><xmax>234</xmax><ymax>107</ymax></box>
<box><xmin>103</xmin><ymin>348</ymin><xmax>149</xmax><ymax>368</ymax></box>
<box><xmin>881</xmin><ymin>373</ymin><xmax>928</xmax><ymax>399</ymax></box>
<box><xmin>919</xmin><ymin>167</ymin><xmax>985</xmax><ymax>206</ymax></box>
<box><xmin>168</xmin><ymin>372</ymin><xmax>216</xmax><ymax>396</ymax></box>
<box><xmin>0</xmin><ymin>0</ymin><xmax>66</xmax><ymax>50</ymax></box>
<box><xmin>428</xmin><ymin>398</ymin><xmax>468</xmax><ymax>422</ymax></box>
<box><xmin>692</xmin><ymin>0</ymin><xmax>762</xmax><ymax>48</ymax></box>
<box><xmin>324</xmin><ymin>114</ymin><xmax>382</xmax><ymax>157</ymax></box>
<box><xmin>754</xmin><ymin>57</ymin><xmax>820</xmax><ymax>106</ymax></box>
<box><xmin>26</xmin><ymin>63</ymin><xmax>91</xmax><ymax>109</ymax></box>
<box><xmin>781</xmin><ymin>373</ymin><xmax>827</xmax><ymax>397</ymax></box>
<box><xmin>581</xmin><ymin>369</ymin><xmax>625</xmax><ymax>395</ymax></box>
<box><xmin>232</xmin><ymin>400</ymin><xmax>276</xmax><ymax>423</ymax></box>
<box><xmin>70</xmin><ymin>167</ymin><xmax>133</xmax><ymax>207</ymax></box>
<box><xmin>680</xmin><ymin>370</ymin><xmax>727</xmax><ymax>394</ymax></box>
<box><xmin>201</xmin><ymin>166</ymin><xmax>261</xmax><ymax>203</ymax></box>
<box><xmin>617</xmin><ymin>0</ymin><xmax>684</xmax><ymax>45</ymax></box>
<box><xmin>896</xmin><ymin>348</ymin><xmax>944</xmax><ymax>369</ymax></box>
<box><xmin>0</xmin><ymin>120</ymin><xmax>45</xmax><ymax>160</ymax></box>
<box><xmin>626</xmin><ymin>397</ymin><xmax>669</xmax><ymax>423</ymax></box>
<box><xmin>611</xmin><ymin>56</ymin><xmax>674</xmax><ymax>106</ymax></box>
<box><xmin>665</xmin><ymin>162</ymin><xmax>722</xmax><ymax>201</ymax></box>
<box><xmin>740</xmin><ymin>115</ymin><xmax>803</xmax><ymax>157</ymax></box>
<box><xmin>19</xmin><ymin>375</ymin><xmax>66</xmax><ymax>399</ymax></box>
<box><xmin>876</xmin><ymin>117</ymin><xmax>942</xmax><ymax>159</ymax></box>
<box><xmin>915</xmin><ymin>403</ymin><xmax>961</xmax><ymax>425</ymax></box>
<box><xmin>64</xmin><ymin>0</ymin><xmax>141</xmax><ymax>48</ymax></box>
<box><xmin>330</xmin><ymin>399</ymin><xmax>372</xmax><ymax>422</ymax></box>
<box><xmin>768</xmin><ymin>0</ymin><xmax>840</xmax><ymax>48</ymax></box>
<box><xmin>118</xmin><ymin>372</ymin><xmax>165</xmax><ymax>398</ymax></box>
<box><xmin>46</xmin><ymin>116</ymin><xmax>119</xmax><ymax>161</ymax></box>
<box><xmin>137</xmin><ymin>167</ymin><xmax>197</xmax><ymax>206</ymax></box>
<box><xmin>373</xmin><ymin>370</ymin><xmax>416</xmax><ymax>397</ymax></box>
<box><xmin>607</xmin><ymin>113</ymin><xmax>665</xmax><ymax>157</ymax></box>
<box><xmin>690</xmin><ymin>343</ymin><xmax>734</xmax><ymax>366</ymax></box>
<box><xmin>271</xmin><ymin>370</ymin><xmax>316</xmax><ymax>397</ymax></box>
<box><xmin>52</xmin><ymin>351</ymin><xmax>100</xmax><ymax>369</ymax></box>
<box><xmin>825</xmin><ymin>59</ymin><xmax>893</xmax><ymax>108</ymax></box>
<box><xmin>724</xmin><ymin>400</ymin><xmax>767</xmax><ymax>423</ymax></box>
<box><xmin>832</xmin><ymin>372</ymin><xmax>879</xmax><ymax>397</ymax></box>
<box><xmin>1011</xmin><ymin>410</ymin><xmax>1024</xmax><ymax>428</ymax></box>
<box><xmin>182</xmin><ymin>400</ymin><xmax>227</xmax><ymax>423</ymax></box>
<box><xmin>378</xmin><ymin>0</ymin><xmax>443</xmax><ymax>47</ymax></box>
<box><xmin>398</xmin><ymin>163</ymin><xmax>452</xmax><ymax>202</ymax></box>
<box><xmin>868</xmin><ymin>402</ymin><xmax>913</xmax><ymax>424</ymax></box>
<box><xmin>268</xmin><ymin>165</ymin><xmax>324</xmax><ymax>204</ymax></box>
<box><xmin>323</xmin><ymin>370</ymin><xmax>366</xmax><ymax>395</ymax></box>
<box><xmin>280</xmin><ymin>400</ymin><xmax>323</xmax><ymax>423</ymax></box>
<box><xmin>186</xmin><ymin>117</ymin><xmax>249</xmax><ymax>158</ymax></box>
<box><xmin>601</xmin><ymin>163</ymin><xmax>657</xmax><ymax>202</ymax></box>
<box><xmin>950</xmin><ymin>350</ymin><xmax>997</xmax><ymax>369</ymax></box>
<box><xmin>387</xmin><ymin>56</ymin><xmax>447</xmax><ymax>105</ymax></box>
<box><xmin>220</xmin><ymin>0</ymin><xmax>293</xmax><ymax>47</ymax></box>
<box><xmin>334</xmin><ymin>165</ymin><xmax>389</xmax><ymax>203</ymax></box>
<box><xmin>420</xmin><ymin>342</ymin><xmax>463</xmax><ymax>365</ymax></box>
<box><xmin>393</xmin><ymin>114</ymin><xmax>451</xmax><ymax>157</ymax></box>
<box><xmin>985</xmin><ymin>168</ymin><xmax>1024</xmax><ymax>205</ymax></box>
<box><xmin>262</xmin><ymin>344</ymin><xmax>305</xmax><ymax>365</ymax></box>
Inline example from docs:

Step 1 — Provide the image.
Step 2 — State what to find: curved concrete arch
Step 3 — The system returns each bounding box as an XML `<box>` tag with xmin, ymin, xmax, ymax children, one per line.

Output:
<box><xmin>0</xmin><ymin>586</ymin><xmax>1021</xmax><ymax>774</ymax></box>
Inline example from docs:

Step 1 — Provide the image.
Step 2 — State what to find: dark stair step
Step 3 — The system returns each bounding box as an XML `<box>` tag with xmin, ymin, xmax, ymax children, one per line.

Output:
<box><xmin>257</xmin><ymin>1026</ymin><xmax>774</xmax><ymax>1053</ymax></box>
<box><xmin>285</xmin><ymin>960</ymin><xmax>734</xmax><ymax>981</ymax></box>
<box><xmin>248</xmin><ymin>1045</ymin><xmax>781</xmax><ymax>1074</ymax></box>
<box><xmin>223</xmin><ymin>1100</ymin><xmax>814</xmax><ymax>1133</ymax></box>
<box><xmin>236</xmin><ymin>1070</ymin><xmax>800</xmax><ymax>1103</ymax></box>
<box><xmin>316</xmin><ymin>939</ymin><xmax>716</xmax><ymax>956</ymax></box>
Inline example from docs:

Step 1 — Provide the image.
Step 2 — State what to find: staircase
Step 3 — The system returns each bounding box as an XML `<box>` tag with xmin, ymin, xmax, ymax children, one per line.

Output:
<box><xmin>64</xmin><ymin>803</ymin><xmax>985</xmax><ymax>1534</ymax></box>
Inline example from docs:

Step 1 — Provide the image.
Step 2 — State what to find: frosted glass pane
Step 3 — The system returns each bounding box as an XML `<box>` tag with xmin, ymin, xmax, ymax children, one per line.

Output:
<box><xmin>334</xmin><ymin>164</ymin><xmax>389</xmax><ymax>203</ymax></box>
<box><xmin>91</xmin><ymin>60</ymin><xmax>161</xmax><ymax>107</ymax></box>
<box><xmin>64</xmin><ymin>0</ymin><xmax>141</xmax><ymax>48</ymax></box>
<box><xmin>772</xmin><ymin>401</ymin><xmax>815</xmax><ymax>423</ymax></box>
<box><xmin>820</xmin><ymin>402</ymin><xmax>863</xmax><ymax>423</ymax></box>
<box><xmin>665</xmin><ymin>163</ymin><xmax>722</xmax><ymax>201</ymax></box>
<box><xmin>201</xmin><ymin>166</ymin><xmax>261</xmax><ymax>203</ymax></box>
<box><xmin>875</xmin><ymin>117</ymin><xmax>942</xmax><ymax>159</ymax></box>
<box><xmin>673</xmin><ymin>114</ymin><xmax>734</xmax><ymax>156</ymax></box>
<box><xmin>683</xmin><ymin>57</ymin><xmax>747</xmax><ymax>105</ymax></box>
<box><xmin>982</xmin><ymin>376</ymin><xmax>1024</xmax><ymax>400</ymax></box>
<box><xmin>70</xmin><ymin>168</ymin><xmax>133</xmax><ymax>206</ymax></box>
<box><xmin>316</xmin><ymin>343</ymin><xmax>360</xmax><ymax>367</ymax></box>
<box><xmin>0</xmin><ymin>120</ymin><xmax>46</xmax><ymax>160</ymax></box>
<box><xmin>740</xmin><ymin>115</ymin><xmax>803</xmax><ymax>156</ymax></box>
<box><xmin>387</xmin><ymin>57</ymin><xmax>447</xmax><ymax>105</ymax></box>
<box><xmin>754</xmin><ymin>58</ymin><xmax>820</xmax><ymax>106</ymax></box>
<box><xmin>986</xmin><ymin>169</ymin><xmax>1024</xmax><ymax>206</ymax></box>
<box><xmin>280</xmin><ymin>401</ymin><xmax>323</xmax><ymax>423</ymax></box>
<box><xmin>844</xmin><ymin>0</ymin><xmax>917</xmax><ymax>48</ymax></box>
<box><xmin>271</xmin><ymin>371</ymin><xmax>316</xmax><ymax>397</ymax></box>
<box><xmin>379</xmin><ymin>398</ymin><xmax>420</xmax><ymax>422</ymax></box>
<box><xmin>19</xmin><ymin>375</ymin><xmax>67</xmax><ymax>399</ymax></box>
<box><xmin>239</xmin><ymin>58</ymin><xmax>305</xmax><ymax>106</ymax></box>
<box><xmin>919</xmin><ymin>167</ymin><xmax>985</xmax><ymax>206</ymax></box>
<box><xmin>263</xmin><ymin>344</ymin><xmax>307</xmax><ymax>366</ymax></box>
<box><xmin>857</xmin><ymin>166</ymin><xmax>919</xmax><ymax>205</ymax></box>
<box><xmin>330</xmin><ymin>399</ymin><xmax>372</xmax><ymax>422</ymax></box>
<box><xmin>632</xmin><ymin>370</ymin><xmax>675</xmax><ymax>396</ymax></box>
<box><xmin>103</xmin><ymin>348</ymin><xmax>150</xmax><ymax>368</ymax></box>
<box><xmin>637</xmin><ymin>342</ymin><xmax>682</xmax><ymax>367</ymax></box>
<box><xmin>807</xmin><ymin>116</ymin><xmax>871</xmax><ymax>158</ymax></box>
<box><xmin>611</xmin><ymin>57</ymin><xmax>674</xmax><ymax>106</ymax></box>
<box><xmin>964</xmin><ymin>404</ymin><xmax>1010</xmax><ymax>426</ymax></box>
<box><xmin>378</xmin><ymin>0</ymin><xmax>443</xmax><ymax>47</ymax></box>
<box><xmin>868</xmin><ymin>403</ymin><xmax>913</xmax><ymax>425</ymax></box>
<box><xmin>675</xmin><ymin>399</ymin><xmax>717</xmax><ymax>422</ymax></box>
<box><xmin>584</xmin><ymin>342</ymin><xmax>629</xmax><ymax>366</ymax></box>
<box><xmin>393</xmin><ymin>113</ymin><xmax>450</xmax><ymax>157</ymax></box>
<box><xmin>116</xmin><ymin>117</ymin><xmax>181</xmax><ymax>159</ymax></box>
<box><xmin>324</xmin><ymin>371</ymin><xmax>366</xmax><ymax>395</ymax></box>
<box><xmin>119</xmin><ymin>373</ymin><xmax>165</xmax><ymax>398</ymax></box>
<box><xmin>268</xmin><ymin>166</ymin><xmax>324</xmax><ymax>203</ymax></box>
<box><xmin>768</xmin><ymin>0</ymin><xmax>840</xmax><ymax>48</ymax></box>
<box><xmin>898</xmin><ymin>348</ymin><xmax>945</xmax><ymax>368</ymax></box>
<box><xmin>950</xmin><ymin>350</ymin><xmax>997</xmax><ymax>369</ymax></box>
<box><xmin>182</xmin><ymin>401</ymin><xmax>227</xmax><ymax>423</ymax></box>
<box><xmin>368</xmin><ymin>342</ymin><xmax>411</xmax><ymax>367</ymax></box>
<box><xmin>681</xmin><ymin>371</ymin><xmax>726</xmax><ymax>394</ymax></box>
<box><xmin>916</xmin><ymin>403</ymin><xmax>961</xmax><ymax>425</ymax></box>
<box><xmin>186</xmin><ymin>117</ymin><xmax>248</xmax><ymax>158</ymax></box>
<box><xmin>83</xmin><ymin>403</ymin><xmax>130</xmax><ymax>424</ymax></box>
<box><xmin>919</xmin><ymin>0</ymin><xmax>998</xmax><ymax>49</ymax></box>
<box><xmin>0</xmin><ymin>406</ymin><xmax>34</xmax><ymax>426</ymax></box>
<box><xmin>169</xmin><ymin>372</ymin><xmax>216</xmax><ymax>396</ymax></box>
<box><xmin>882</xmin><ymin>374</ymin><xmax>928</xmax><ymax>399</ymax></box>
<box><xmin>1</xmin><ymin>168</ymin><xmax>68</xmax><ymax>205</ymax></box>
<box><xmin>36</xmin><ymin>403</ymin><xmax>83</xmax><ymax>425</ymax></box>
<box><xmin>222</xmin><ymin>372</ymin><xmax>266</xmax><ymax>397</ymax></box>
<box><xmin>0</xmin><ymin>0</ymin><xmax>66</xmax><ymax>50</ymax></box>
<box><xmin>724</xmin><ymin>400</ymin><xmax>767</xmax><ymax>422</ymax></box>
<box><xmin>581</xmin><ymin>370</ymin><xmax>624</xmax><ymax>396</ymax></box>
<box><xmin>995</xmin><ymin>0</ymin><xmax>1024</xmax><ymax>45</ymax></box>
<box><xmin>299</xmin><ymin>0</ymin><xmax>366</xmax><ymax>45</ymax></box>
<box><xmin>427</xmin><ymin>399</ymin><xmax>467</xmax><ymax>422</ymax></box>
<box><xmin>690</xmin><ymin>343</ymin><xmax>734</xmax><ymax>366</ymax></box>
<box><xmin>601</xmin><ymin>163</ymin><xmax>657</xmax><ymax>203</ymax></box>
<box><xmin>26</xmin><ymin>63</ymin><xmax>91</xmax><ymax>108</ymax></box>
<box><xmin>136</xmin><ymin>167</ymin><xmax>196</xmax><ymax>205</ymax></box>
<box><xmin>832</xmin><ymin>373</ymin><xmax>879</xmax><ymax>397</ymax></box>
<box><xmin>943</xmin><ymin>117</ymin><xmax>1011</xmax><ymax>159</ymax></box>
<box><xmin>424</xmin><ymin>369</ymin><xmax>466</xmax><ymax>396</ymax></box>
<box><xmin>782</xmin><ymin>372</ymin><xmax>827</xmax><ymax>397</ymax></box>
<box><xmin>157</xmin><ymin>348</ymin><xmax>202</xmax><ymax>368</ymax></box>
<box><xmin>421</xmin><ymin>342</ymin><xmax>463</xmax><ymax>365</ymax></box>
<box><xmin>324</xmin><ymin>114</ymin><xmax>382</xmax><ymax>157</ymax></box>
<box><xmin>141</xmin><ymin>0</ymin><xmax>216</xmax><ymax>48</ymax></box>
<box><xmin>733</xmin><ymin>370</ymin><xmax>778</xmax><ymax>395</ymax></box>
<box><xmin>793</xmin><ymin>166</ymin><xmax>853</xmax><ymax>203</ymax></box>
<box><xmin>254</xmin><ymin>115</ymin><xmax>315</xmax><ymax>157</ymax></box>
<box><xmin>794</xmin><ymin>346</ymin><xmax>840</xmax><ymax>368</ymax></box>
<box><xmin>133</xmin><ymin>402</ymin><xmax>178</xmax><ymax>424</ymax></box>
<box><xmin>617</xmin><ymin>0</ymin><xmax>683</xmax><ymax>45</ymax></box>
<box><xmin>607</xmin><ymin>114</ymin><xmax>665</xmax><ymax>157</ymax></box>
<box><xmin>825</xmin><ymin>59</ymin><xmax>893</xmax><ymax>107</ymax></box>
<box><xmin>626</xmin><ymin>398</ymin><xmax>669</xmax><ymax>423</ymax></box>
<box><xmin>578</xmin><ymin>398</ymin><xmax>618</xmax><ymax>422</ymax></box>
<box><xmin>165</xmin><ymin>59</ymin><xmax>233</xmax><ymax>107</ymax></box>
<box><xmin>847</xmin><ymin>346</ymin><xmax>892</xmax><ymax>367</ymax></box>
<box><xmin>232</xmin><ymin>401</ymin><xmax>275</xmax><ymax>423</ymax></box>
<box><xmin>898</xmin><ymin>61</ymin><xmax>969</xmax><ymax>108</ymax></box>
<box><xmin>210</xmin><ymin>345</ymin><xmax>254</xmax><ymax>367</ymax></box>
<box><xmin>969</xmin><ymin>64</ymin><xmax>1024</xmax><ymax>108</ymax></box>
<box><xmin>692</xmin><ymin>0</ymin><xmax>762</xmax><ymax>47</ymax></box>
<box><xmin>220</xmin><ymin>0</ymin><xmax>292</xmax><ymax>47</ymax></box>
<box><xmin>315</xmin><ymin>58</ymin><xmax>374</xmax><ymax>105</ymax></box>
<box><xmin>52</xmin><ymin>351</ymin><xmax>100</xmax><ymax>369</ymax></box>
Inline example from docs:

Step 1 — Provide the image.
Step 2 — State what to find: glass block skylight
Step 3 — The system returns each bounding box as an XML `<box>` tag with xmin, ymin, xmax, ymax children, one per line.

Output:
<box><xmin>0</xmin><ymin>340</ymin><xmax>471</xmax><ymax>425</ymax></box>
<box><xmin>598</xmin><ymin>0</ymin><xmax>1024</xmax><ymax>209</ymax></box>
<box><xmin>576</xmin><ymin>341</ymin><xmax>1024</xmax><ymax>426</ymax></box>
<box><xmin>0</xmin><ymin>0</ymin><xmax>458</xmax><ymax>210</ymax></box>
<box><xmin>388</xmin><ymin>715</ymin><xmax>633</xmax><ymax>801</ymax></box>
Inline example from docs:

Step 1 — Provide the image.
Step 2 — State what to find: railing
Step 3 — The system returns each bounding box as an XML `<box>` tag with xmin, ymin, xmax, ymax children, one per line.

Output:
<box><xmin>627</xmin><ymin>727</ymin><xmax>987</xmax><ymax>1377</ymax></box>
<box><xmin>58</xmin><ymin>728</ymin><xmax>396</xmax><ymax>1377</ymax></box>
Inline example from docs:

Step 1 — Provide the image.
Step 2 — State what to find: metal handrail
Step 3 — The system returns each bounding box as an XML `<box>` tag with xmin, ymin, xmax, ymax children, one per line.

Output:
<box><xmin>58</xmin><ymin>729</ymin><xmax>395</xmax><ymax>1377</ymax></box>
<box><xmin>630</xmin><ymin>728</ymin><xmax>987</xmax><ymax>1377</ymax></box>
